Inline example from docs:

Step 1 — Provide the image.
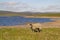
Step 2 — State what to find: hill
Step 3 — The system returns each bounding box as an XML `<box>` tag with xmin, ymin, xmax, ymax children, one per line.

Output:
<box><xmin>0</xmin><ymin>11</ymin><xmax>60</xmax><ymax>17</ymax></box>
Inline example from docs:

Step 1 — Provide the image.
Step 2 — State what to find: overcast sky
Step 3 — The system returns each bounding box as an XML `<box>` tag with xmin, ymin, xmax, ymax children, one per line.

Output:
<box><xmin>0</xmin><ymin>0</ymin><xmax>60</xmax><ymax>12</ymax></box>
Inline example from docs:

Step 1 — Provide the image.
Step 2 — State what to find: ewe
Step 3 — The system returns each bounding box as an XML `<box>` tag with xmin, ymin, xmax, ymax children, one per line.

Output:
<box><xmin>29</xmin><ymin>23</ymin><xmax>42</xmax><ymax>32</ymax></box>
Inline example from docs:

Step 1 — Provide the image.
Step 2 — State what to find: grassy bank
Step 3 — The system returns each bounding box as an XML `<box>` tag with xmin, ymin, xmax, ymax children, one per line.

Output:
<box><xmin>0</xmin><ymin>13</ymin><xmax>60</xmax><ymax>17</ymax></box>
<box><xmin>0</xmin><ymin>27</ymin><xmax>60</xmax><ymax>40</ymax></box>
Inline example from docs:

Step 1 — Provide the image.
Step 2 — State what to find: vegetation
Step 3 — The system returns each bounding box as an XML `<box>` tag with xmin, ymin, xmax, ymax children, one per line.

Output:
<box><xmin>0</xmin><ymin>11</ymin><xmax>60</xmax><ymax>16</ymax></box>
<box><xmin>0</xmin><ymin>13</ymin><xmax>60</xmax><ymax>16</ymax></box>
<box><xmin>33</xmin><ymin>13</ymin><xmax>60</xmax><ymax>17</ymax></box>
<box><xmin>0</xmin><ymin>27</ymin><xmax>60</xmax><ymax>40</ymax></box>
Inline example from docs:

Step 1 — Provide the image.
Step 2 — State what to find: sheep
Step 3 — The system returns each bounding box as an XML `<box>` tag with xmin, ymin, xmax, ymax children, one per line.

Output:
<box><xmin>29</xmin><ymin>23</ymin><xmax>42</xmax><ymax>32</ymax></box>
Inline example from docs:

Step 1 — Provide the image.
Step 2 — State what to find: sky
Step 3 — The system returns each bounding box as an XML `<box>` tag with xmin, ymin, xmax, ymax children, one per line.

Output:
<box><xmin>0</xmin><ymin>0</ymin><xmax>60</xmax><ymax>12</ymax></box>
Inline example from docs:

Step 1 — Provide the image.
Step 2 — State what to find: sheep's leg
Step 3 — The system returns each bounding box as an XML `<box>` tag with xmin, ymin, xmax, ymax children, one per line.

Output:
<box><xmin>36</xmin><ymin>28</ymin><xmax>41</xmax><ymax>32</ymax></box>
<box><xmin>33</xmin><ymin>28</ymin><xmax>39</xmax><ymax>32</ymax></box>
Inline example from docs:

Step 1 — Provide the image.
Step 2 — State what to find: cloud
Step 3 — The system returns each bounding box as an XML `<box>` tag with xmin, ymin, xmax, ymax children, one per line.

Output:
<box><xmin>0</xmin><ymin>2</ymin><xmax>60</xmax><ymax>12</ymax></box>
<box><xmin>46</xmin><ymin>5</ymin><xmax>60</xmax><ymax>10</ymax></box>
<box><xmin>29</xmin><ymin>5</ymin><xmax>60</xmax><ymax>12</ymax></box>
<box><xmin>0</xmin><ymin>2</ymin><xmax>16</xmax><ymax>6</ymax></box>
<box><xmin>0</xmin><ymin>2</ymin><xmax>32</xmax><ymax>12</ymax></box>
<box><xmin>39</xmin><ymin>5</ymin><xmax>60</xmax><ymax>12</ymax></box>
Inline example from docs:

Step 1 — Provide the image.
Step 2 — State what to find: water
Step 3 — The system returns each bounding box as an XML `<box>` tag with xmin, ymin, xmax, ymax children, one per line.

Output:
<box><xmin>0</xmin><ymin>16</ymin><xmax>54</xmax><ymax>26</ymax></box>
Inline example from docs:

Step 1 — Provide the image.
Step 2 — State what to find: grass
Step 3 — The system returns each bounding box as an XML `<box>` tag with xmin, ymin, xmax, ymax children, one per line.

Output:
<box><xmin>0</xmin><ymin>27</ymin><xmax>60</xmax><ymax>40</ymax></box>
<box><xmin>0</xmin><ymin>13</ymin><xmax>60</xmax><ymax>17</ymax></box>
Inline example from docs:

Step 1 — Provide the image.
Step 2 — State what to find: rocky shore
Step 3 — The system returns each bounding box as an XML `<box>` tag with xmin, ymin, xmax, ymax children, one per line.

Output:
<box><xmin>42</xmin><ymin>20</ymin><xmax>60</xmax><ymax>28</ymax></box>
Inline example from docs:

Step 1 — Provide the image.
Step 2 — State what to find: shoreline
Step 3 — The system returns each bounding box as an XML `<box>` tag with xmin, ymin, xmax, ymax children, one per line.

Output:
<box><xmin>0</xmin><ymin>16</ymin><xmax>60</xmax><ymax>28</ymax></box>
<box><xmin>24</xmin><ymin>16</ymin><xmax>60</xmax><ymax>18</ymax></box>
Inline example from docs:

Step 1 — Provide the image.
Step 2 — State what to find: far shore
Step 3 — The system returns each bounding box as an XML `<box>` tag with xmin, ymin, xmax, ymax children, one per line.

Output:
<box><xmin>23</xmin><ymin>16</ymin><xmax>60</xmax><ymax>18</ymax></box>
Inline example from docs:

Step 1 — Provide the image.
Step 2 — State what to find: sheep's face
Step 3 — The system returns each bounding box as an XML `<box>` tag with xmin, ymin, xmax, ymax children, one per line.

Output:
<box><xmin>27</xmin><ymin>23</ymin><xmax>32</xmax><ymax>27</ymax></box>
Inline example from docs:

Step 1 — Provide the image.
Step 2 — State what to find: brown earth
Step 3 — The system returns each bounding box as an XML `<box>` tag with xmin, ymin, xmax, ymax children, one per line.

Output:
<box><xmin>24</xmin><ymin>16</ymin><xmax>60</xmax><ymax>18</ymax></box>
<box><xmin>42</xmin><ymin>20</ymin><xmax>60</xmax><ymax>28</ymax></box>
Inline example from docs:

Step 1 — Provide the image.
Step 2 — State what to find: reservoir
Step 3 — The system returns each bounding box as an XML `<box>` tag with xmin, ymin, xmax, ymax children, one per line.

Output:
<box><xmin>0</xmin><ymin>16</ymin><xmax>54</xmax><ymax>26</ymax></box>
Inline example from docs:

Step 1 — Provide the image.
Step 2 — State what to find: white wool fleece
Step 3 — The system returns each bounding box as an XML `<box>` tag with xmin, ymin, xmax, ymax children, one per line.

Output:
<box><xmin>32</xmin><ymin>23</ymin><xmax>42</xmax><ymax>29</ymax></box>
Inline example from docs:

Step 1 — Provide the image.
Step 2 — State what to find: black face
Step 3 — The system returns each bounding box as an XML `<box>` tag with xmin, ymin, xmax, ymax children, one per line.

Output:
<box><xmin>30</xmin><ymin>24</ymin><xmax>32</xmax><ymax>26</ymax></box>
<box><xmin>30</xmin><ymin>24</ymin><xmax>33</xmax><ymax>27</ymax></box>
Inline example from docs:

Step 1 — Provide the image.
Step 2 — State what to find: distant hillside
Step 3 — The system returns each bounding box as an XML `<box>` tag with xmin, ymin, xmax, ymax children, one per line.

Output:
<box><xmin>0</xmin><ymin>11</ymin><xmax>32</xmax><ymax>16</ymax></box>
<box><xmin>0</xmin><ymin>11</ymin><xmax>60</xmax><ymax>16</ymax></box>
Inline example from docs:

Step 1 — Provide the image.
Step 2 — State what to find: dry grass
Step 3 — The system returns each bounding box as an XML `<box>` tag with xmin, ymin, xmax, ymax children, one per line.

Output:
<box><xmin>0</xmin><ymin>27</ymin><xmax>60</xmax><ymax>40</ymax></box>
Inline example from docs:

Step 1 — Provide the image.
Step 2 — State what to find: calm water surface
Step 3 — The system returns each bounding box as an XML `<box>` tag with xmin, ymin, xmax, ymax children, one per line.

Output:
<box><xmin>0</xmin><ymin>16</ymin><xmax>54</xmax><ymax>26</ymax></box>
